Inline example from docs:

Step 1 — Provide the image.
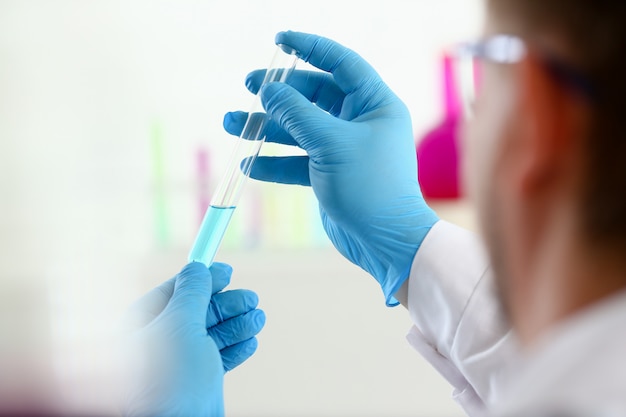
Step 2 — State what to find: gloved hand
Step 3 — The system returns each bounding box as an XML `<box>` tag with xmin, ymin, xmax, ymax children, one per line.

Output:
<box><xmin>224</xmin><ymin>31</ymin><xmax>439</xmax><ymax>305</ymax></box>
<box><xmin>120</xmin><ymin>262</ymin><xmax>265</xmax><ymax>417</ymax></box>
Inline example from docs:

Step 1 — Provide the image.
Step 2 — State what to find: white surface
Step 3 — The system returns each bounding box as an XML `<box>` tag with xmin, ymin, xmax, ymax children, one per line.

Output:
<box><xmin>218</xmin><ymin>247</ymin><xmax>466</xmax><ymax>417</ymax></box>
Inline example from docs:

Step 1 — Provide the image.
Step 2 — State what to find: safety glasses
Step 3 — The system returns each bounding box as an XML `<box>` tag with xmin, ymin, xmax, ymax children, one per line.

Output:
<box><xmin>453</xmin><ymin>35</ymin><xmax>596</xmax><ymax>119</ymax></box>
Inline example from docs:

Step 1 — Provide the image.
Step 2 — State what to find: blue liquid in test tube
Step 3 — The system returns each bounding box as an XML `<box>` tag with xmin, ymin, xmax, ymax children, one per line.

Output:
<box><xmin>188</xmin><ymin>44</ymin><xmax>299</xmax><ymax>266</ymax></box>
<box><xmin>188</xmin><ymin>206</ymin><xmax>235</xmax><ymax>266</ymax></box>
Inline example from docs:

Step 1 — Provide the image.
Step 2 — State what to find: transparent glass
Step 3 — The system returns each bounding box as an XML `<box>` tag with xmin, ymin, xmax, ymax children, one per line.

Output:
<box><xmin>455</xmin><ymin>52</ymin><xmax>480</xmax><ymax>119</ymax></box>
<box><xmin>454</xmin><ymin>36</ymin><xmax>526</xmax><ymax>119</ymax></box>
<box><xmin>188</xmin><ymin>44</ymin><xmax>299</xmax><ymax>266</ymax></box>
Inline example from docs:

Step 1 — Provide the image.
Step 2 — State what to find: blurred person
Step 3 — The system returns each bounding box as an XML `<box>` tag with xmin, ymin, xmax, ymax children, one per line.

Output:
<box><xmin>221</xmin><ymin>0</ymin><xmax>626</xmax><ymax>415</ymax></box>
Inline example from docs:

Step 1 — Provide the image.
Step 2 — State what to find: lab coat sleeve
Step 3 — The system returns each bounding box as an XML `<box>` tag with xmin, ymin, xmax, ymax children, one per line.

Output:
<box><xmin>406</xmin><ymin>220</ymin><xmax>517</xmax><ymax>417</ymax></box>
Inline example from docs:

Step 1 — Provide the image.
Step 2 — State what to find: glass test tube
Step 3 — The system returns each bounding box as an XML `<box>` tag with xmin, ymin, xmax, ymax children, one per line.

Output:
<box><xmin>188</xmin><ymin>44</ymin><xmax>299</xmax><ymax>266</ymax></box>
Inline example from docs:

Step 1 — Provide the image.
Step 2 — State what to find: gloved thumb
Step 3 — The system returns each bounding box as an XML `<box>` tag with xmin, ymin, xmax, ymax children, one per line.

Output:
<box><xmin>260</xmin><ymin>82</ymin><xmax>336</xmax><ymax>154</ymax></box>
<box><xmin>211</xmin><ymin>262</ymin><xmax>233</xmax><ymax>295</ymax></box>
<box><xmin>164</xmin><ymin>262</ymin><xmax>213</xmax><ymax>326</ymax></box>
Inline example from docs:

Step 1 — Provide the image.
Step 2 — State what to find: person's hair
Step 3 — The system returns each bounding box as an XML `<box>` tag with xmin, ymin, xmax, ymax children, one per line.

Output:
<box><xmin>488</xmin><ymin>0</ymin><xmax>626</xmax><ymax>250</ymax></box>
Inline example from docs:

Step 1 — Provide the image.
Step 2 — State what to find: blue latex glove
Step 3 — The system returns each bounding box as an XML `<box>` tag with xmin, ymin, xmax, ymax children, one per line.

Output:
<box><xmin>224</xmin><ymin>31</ymin><xmax>439</xmax><ymax>306</ymax></box>
<box><xmin>120</xmin><ymin>262</ymin><xmax>265</xmax><ymax>417</ymax></box>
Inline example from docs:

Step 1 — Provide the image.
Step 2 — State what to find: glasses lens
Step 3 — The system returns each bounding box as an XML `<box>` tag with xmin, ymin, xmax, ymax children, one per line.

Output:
<box><xmin>453</xmin><ymin>47</ymin><xmax>482</xmax><ymax>120</ymax></box>
<box><xmin>453</xmin><ymin>36</ymin><xmax>527</xmax><ymax>119</ymax></box>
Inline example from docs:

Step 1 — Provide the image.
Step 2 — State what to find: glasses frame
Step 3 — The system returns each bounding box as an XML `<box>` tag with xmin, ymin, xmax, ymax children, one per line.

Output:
<box><xmin>454</xmin><ymin>35</ymin><xmax>596</xmax><ymax>119</ymax></box>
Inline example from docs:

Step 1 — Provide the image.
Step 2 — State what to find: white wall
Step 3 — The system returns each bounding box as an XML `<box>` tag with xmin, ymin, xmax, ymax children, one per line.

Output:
<box><xmin>0</xmin><ymin>1</ymin><xmax>483</xmax><ymax>415</ymax></box>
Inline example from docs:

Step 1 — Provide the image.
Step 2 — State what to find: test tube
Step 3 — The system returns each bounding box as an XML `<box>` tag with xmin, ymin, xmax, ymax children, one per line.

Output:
<box><xmin>188</xmin><ymin>44</ymin><xmax>299</xmax><ymax>266</ymax></box>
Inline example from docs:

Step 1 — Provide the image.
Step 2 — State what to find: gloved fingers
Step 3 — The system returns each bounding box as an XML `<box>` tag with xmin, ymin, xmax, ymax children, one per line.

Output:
<box><xmin>260</xmin><ymin>82</ymin><xmax>340</xmax><ymax>153</ymax></box>
<box><xmin>123</xmin><ymin>262</ymin><xmax>230</xmax><ymax>331</ymax></box>
<box><xmin>210</xmin><ymin>262</ymin><xmax>232</xmax><ymax>295</ymax></box>
<box><xmin>246</xmin><ymin>69</ymin><xmax>345</xmax><ymax>117</ymax></box>
<box><xmin>275</xmin><ymin>31</ymin><xmax>382</xmax><ymax>97</ymax></box>
<box><xmin>221</xmin><ymin>338</ymin><xmax>259</xmax><ymax>372</ymax></box>
<box><xmin>123</xmin><ymin>277</ymin><xmax>176</xmax><ymax>330</ymax></box>
<box><xmin>248</xmin><ymin>156</ymin><xmax>311</xmax><ymax>186</ymax></box>
<box><xmin>223</xmin><ymin>111</ymin><xmax>298</xmax><ymax>147</ymax></box>
<box><xmin>206</xmin><ymin>289</ymin><xmax>259</xmax><ymax>328</ymax></box>
<box><xmin>207</xmin><ymin>309</ymin><xmax>266</xmax><ymax>351</ymax></box>
<box><xmin>164</xmin><ymin>262</ymin><xmax>213</xmax><ymax>327</ymax></box>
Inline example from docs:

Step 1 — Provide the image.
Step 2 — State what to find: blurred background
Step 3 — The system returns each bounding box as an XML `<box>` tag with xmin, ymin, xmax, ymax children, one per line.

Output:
<box><xmin>0</xmin><ymin>0</ymin><xmax>482</xmax><ymax>415</ymax></box>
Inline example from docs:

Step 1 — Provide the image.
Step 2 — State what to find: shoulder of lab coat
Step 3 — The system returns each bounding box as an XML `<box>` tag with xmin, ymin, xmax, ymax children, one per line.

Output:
<box><xmin>492</xmin><ymin>288</ymin><xmax>626</xmax><ymax>417</ymax></box>
<box><xmin>405</xmin><ymin>220</ymin><xmax>519</xmax><ymax>417</ymax></box>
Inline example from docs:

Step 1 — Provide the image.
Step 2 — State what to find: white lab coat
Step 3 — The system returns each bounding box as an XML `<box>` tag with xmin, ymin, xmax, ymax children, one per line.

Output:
<box><xmin>406</xmin><ymin>220</ymin><xmax>626</xmax><ymax>417</ymax></box>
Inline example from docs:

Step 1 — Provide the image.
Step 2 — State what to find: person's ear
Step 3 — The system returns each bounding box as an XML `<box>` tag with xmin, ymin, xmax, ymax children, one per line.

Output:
<box><xmin>515</xmin><ymin>51</ymin><xmax>589</xmax><ymax>197</ymax></box>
